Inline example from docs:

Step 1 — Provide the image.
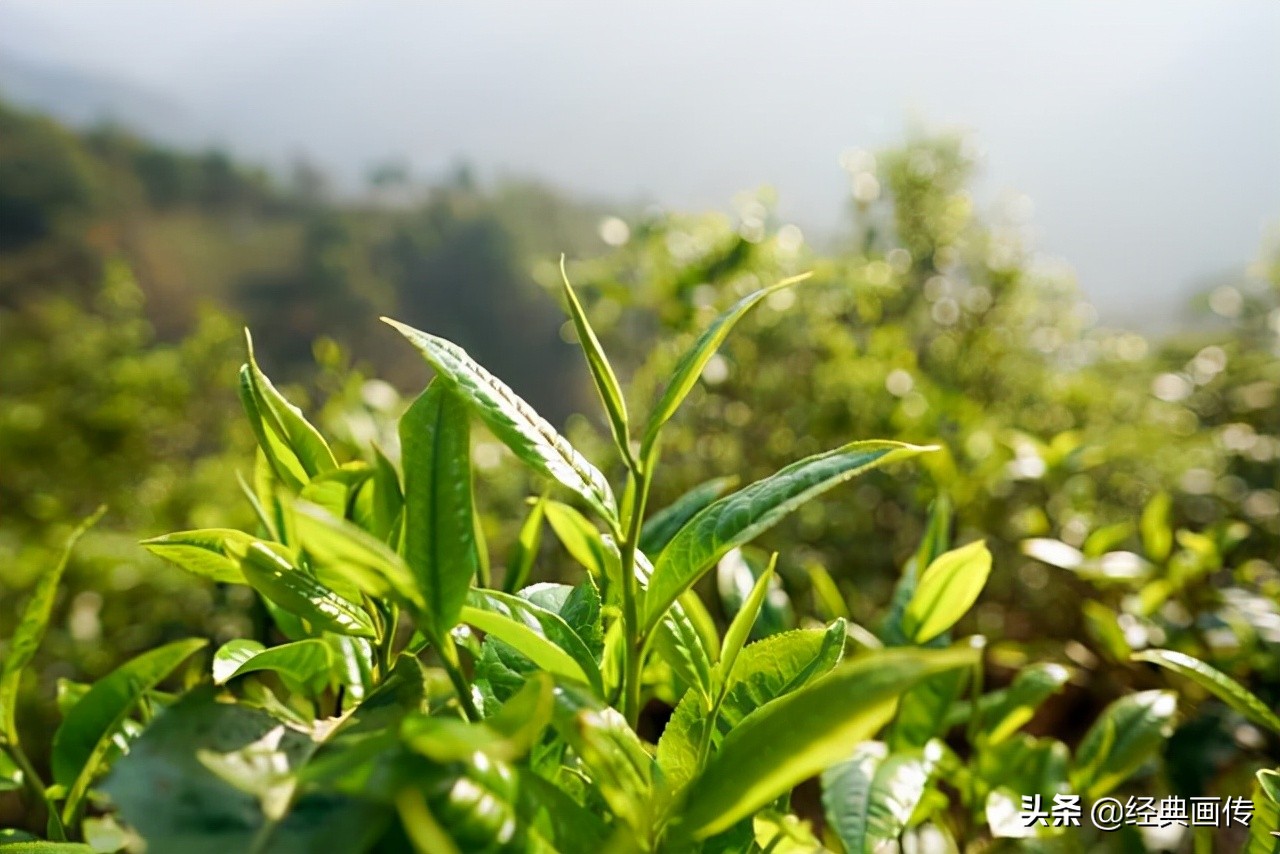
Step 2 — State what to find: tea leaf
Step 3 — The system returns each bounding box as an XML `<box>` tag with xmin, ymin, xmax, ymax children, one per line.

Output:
<box><xmin>1133</xmin><ymin>648</ymin><xmax>1280</xmax><ymax>735</ymax></box>
<box><xmin>239</xmin><ymin>542</ymin><xmax>376</xmax><ymax>638</ymax></box>
<box><xmin>645</xmin><ymin>441</ymin><xmax>933</xmax><ymax>634</ymax></box>
<box><xmin>140</xmin><ymin>528</ymin><xmax>253</xmax><ymax>585</ymax></box>
<box><xmin>640</xmin><ymin>273</ymin><xmax>811</xmax><ymax>457</ymax></box>
<box><xmin>678</xmin><ymin>646</ymin><xmax>977</xmax><ymax>838</ymax></box>
<box><xmin>559</xmin><ymin>259</ymin><xmax>631</xmax><ymax>464</ymax></box>
<box><xmin>901</xmin><ymin>540</ymin><xmax>992</xmax><ymax>644</ymax></box>
<box><xmin>543</xmin><ymin>501</ymin><xmax>615</xmax><ymax>583</ymax></box>
<box><xmin>241</xmin><ymin>329</ymin><xmax>337</xmax><ymax>483</ymax></box>
<box><xmin>1248</xmin><ymin>769</ymin><xmax>1280</xmax><ymax>854</ymax></box>
<box><xmin>212</xmin><ymin>639</ymin><xmax>332</xmax><ymax>693</ymax></box>
<box><xmin>383</xmin><ymin>318</ymin><xmax>617</xmax><ymax>522</ymax></box>
<box><xmin>1071</xmin><ymin>690</ymin><xmax>1177</xmax><ymax>799</ymax></box>
<box><xmin>53</xmin><ymin>638</ymin><xmax>207</xmax><ymax>819</ymax></box>
<box><xmin>1140</xmin><ymin>491</ymin><xmax>1173</xmax><ymax>562</ymax></box>
<box><xmin>464</xmin><ymin>591</ymin><xmax>602</xmax><ymax>694</ymax></box>
<box><xmin>719</xmin><ymin>554</ymin><xmax>777</xmax><ymax>682</ymax></box>
<box><xmin>1</xmin><ymin>507</ymin><xmax>104</xmax><ymax>742</ymax></box>
<box><xmin>981</xmin><ymin>662</ymin><xmax>1071</xmax><ymax>746</ymax></box>
<box><xmin>292</xmin><ymin>502</ymin><xmax>422</xmax><ymax>610</ymax></box>
<box><xmin>821</xmin><ymin>740</ymin><xmax>942</xmax><ymax>854</ymax></box>
<box><xmin>400</xmin><ymin>381</ymin><xmax>480</xmax><ymax>639</ymax></box>
<box><xmin>639</xmin><ymin>476</ymin><xmax>737</xmax><ymax>556</ymax></box>
<box><xmin>503</xmin><ymin>495</ymin><xmax>547</xmax><ymax>593</ymax></box>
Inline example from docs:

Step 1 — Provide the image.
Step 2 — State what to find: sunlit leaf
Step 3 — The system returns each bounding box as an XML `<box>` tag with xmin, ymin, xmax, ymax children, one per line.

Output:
<box><xmin>1133</xmin><ymin>648</ymin><xmax>1280</xmax><ymax>735</ymax></box>
<box><xmin>821</xmin><ymin>740</ymin><xmax>943</xmax><ymax>853</ymax></box>
<box><xmin>1071</xmin><ymin>690</ymin><xmax>1177</xmax><ymax>799</ymax></box>
<box><xmin>902</xmin><ymin>540</ymin><xmax>991</xmax><ymax>644</ymax></box>
<box><xmin>140</xmin><ymin>528</ymin><xmax>252</xmax><ymax>585</ymax></box>
<box><xmin>645</xmin><ymin>441</ymin><xmax>933</xmax><ymax>635</ymax></box>
<box><xmin>383</xmin><ymin>317</ymin><xmax>617</xmax><ymax>522</ymax></box>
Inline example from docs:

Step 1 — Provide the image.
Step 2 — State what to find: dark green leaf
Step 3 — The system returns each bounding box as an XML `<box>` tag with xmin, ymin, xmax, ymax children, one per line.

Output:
<box><xmin>53</xmin><ymin>638</ymin><xmax>207</xmax><ymax>821</ymax></box>
<box><xmin>639</xmin><ymin>476</ymin><xmax>737</xmax><ymax>556</ymax></box>
<box><xmin>645</xmin><ymin>441</ymin><xmax>933</xmax><ymax>634</ymax></box>
<box><xmin>400</xmin><ymin>381</ymin><xmax>479</xmax><ymax>638</ymax></box>
<box><xmin>464</xmin><ymin>590</ymin><xmax>602</xmax><ymax>694</ymax></box>
<box><xmin>1071</xmin><ymin>690</ymin><xmax>1177</xmax><ymax>799</ymax></box>
<box><xmin>678</xmin><ymin>646</ymin><xmax>977</xmax><ymax>838</ymax></box>
<box><xmin>212</xmin><ymin>639</ymin><xmax>332</xmax><ymax>694</ymax></box>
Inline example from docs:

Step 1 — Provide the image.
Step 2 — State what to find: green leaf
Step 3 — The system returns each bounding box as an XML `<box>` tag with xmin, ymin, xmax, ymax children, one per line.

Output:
<box><xmin>1132</xmin><ymin>648</ymin><xmax>1280</xmax><ymax>735</ymax></box>
<box><xmin>105</xmin><ymin>687</ymin><xmax>387</xmax><ymax>854</ymax></box>
<box><xmin>238</xmin><ymin>541</ymin><xmax>376</xmax><ymax>638</ymax></box>
<box><xmin>639</xmin><ymin>476</ymin><xmax>737</xmax><ymax>556</ymax></box>
<box><xmin>382</xmin><ymin>317</ymin><xmax>617</xmax><ymax>522</ymax></box>
<box><xmin>292</xmin><ymin>501</ymin><xmax>421</xmax><ymax>610</ymax></box>
<box><xmin>981</xmin><ymin>662</ymin><xmax>1071</xmax><ymax>746</ymax></box>
<box><xmin>464</xmin><ymin>591</ymin><xmax>603</xmax><ymax>694</ymax></box>
<box><xmin>651</xmin><ymin>594</ymin><xmax>717</xmax><ymax>708</ymax></box>
<box><xmin>807</xmin><ymin>563</ymin><xmax>849</xmax><ymax>622</ymax></box>
<box><xmin>1</xmin><ymin>507</ymin><xmax>104</xmax><ymax>742</ymax></box>
<box><xmin>543</xmin><ymin>501</ymin><xmax>615</xmax><ymax>583</ymax></box>
<box><xmin>821</xmin><ymin>740</ymin><xmax>943</xmax><ymax>854</ymax></box>
<box><xmin>656</xmin><ymin>623</ymin><xmax>847</xmax><ymax>809</ymax></box>
<box><xmin>503</xmin><ymin>495</ymin><xmax>546</xmax><ymax>593</ymax></box>
<box><xmin>1071</xmin><ymin>690</ymin><xmax>1177</xmax><ymax>799</ymax></box>
<box><xmin>559</xmin><ymin>258</ymin><xmax>631</xmax><ymax>464</ymax></box>
<box><xmin>403</xmin><ymin>673</ymin><xmax>555</xmax><ymax>763</ymax></box>
<box><xmin>640</xmin><ymin>273</ymin><xmax>811</xmax><ymax>457</ymax></box>
<box><xmin>719</xmin><ymin>553</ymin><xmax>777</xmax><ymax>682</ymax></box>
<box><xmin>53</xmin><ymin>638</ymin><xmax>207</xmax><ymax>823</ymax></box>
<box><xmin>550</xmin><ymin>683</ymin><xmax>654</xmax><ymax>835</ymax></box>
<box><xmin>139</xmin><ymin>528</ymin><xmax>254</xmax><ymax>585</ymax></box>
<box><xmin>717</xmin><ymin>547</ymin><xmax>792</xmax><ymax>642</ymax></box>
<box><xmin>645</xmin><ymin>441</ymin><xmax>933</xmax><ymax>634</ymax></box>
<box><xmin>901</xmin><ymin>540</ymin><xmax>992</xmax><ymax>644</ymax></box>
<box><xmin>881</xmin><ymin>495</ymin><xmax>951</xmax><ymax>646</ymax></box>
<box><xmin>243</xmin><ymin>330</ymin><xmax>337</xmax><ymax>479</ymax></box>
<box><xmin>212</xmin><ymin>639</ymin><xmax>332</xmax><ymax>693</ymax></box>
<box><xmin>1141</xmin><ymin>491</ymin><xmax>1173</xmax><ymax>562</ymax></box>
<box><xmin>519</xmin><ymin>582</ymin><xmax>604</xmax><ymax>660</ymax></box>
<box><xmin>678</xmin><ymin>645</ymin><xmax>977</xmax><ymax>839</ymax></box>
<box><xmin>889</xmin><ymin>667</ymin><xmax>967</xmax><ymax>751</ymax></box>
<box><xmin>400</xmin><ymin>381</ymin><xmax>480</xmax><ymax>639</ymax></box>
<box><xmin>1248</xmin><ymin>769</ymin><xmax>1280</xmax><ymax>854</ymax></box>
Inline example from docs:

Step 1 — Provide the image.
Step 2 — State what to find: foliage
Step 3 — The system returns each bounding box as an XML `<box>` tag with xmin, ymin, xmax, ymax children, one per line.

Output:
<box><xmin>5</xmin><ymin>271</ymin><xmax>1231</xmax><ymax>852</ymax></box>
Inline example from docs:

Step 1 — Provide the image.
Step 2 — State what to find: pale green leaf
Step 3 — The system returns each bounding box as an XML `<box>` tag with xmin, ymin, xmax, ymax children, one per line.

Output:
<box><xmin>238</xmin><ymin>541</ymin><xmax>376</xmax><ymax>638</ymax></box>
<box><xmin>382</xmin><ymin>317</ymin><xmax>617</xmax><ymax>522</ymax></box>
<box><xmin>902</xmin><ymin>540</ymin><xmax>992</xmax><ymax>644</ymax></box>
<box><xmin>559</xmin><ymin>259</ymin><xmax>631</xmax><ymax>464</ymax></box>
<box><xmin>140</xmin><ymin>528</ymin><xmax>252</xmax><ymax>585</ymax></box>
<box><xmin>1071</xmin><ymin>690</ymin><xmax>1177</xmax><ymax>799</ymax></box>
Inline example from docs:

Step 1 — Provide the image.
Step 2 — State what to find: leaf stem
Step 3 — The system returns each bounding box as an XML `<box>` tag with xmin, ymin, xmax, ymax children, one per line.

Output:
<box><xmin>438</xmin><ymin>632</ymin><xmax>480</xmax><ymax>722</ymax></box>
<box><xmin>5</xmin><ymin>742</ymin><xmax>65</xmax><ymax>840</ymax></box>
<box><xmin>620</xmin><ymin>465</ymin><xmax>653</xmax><ymax>729</ymax></box>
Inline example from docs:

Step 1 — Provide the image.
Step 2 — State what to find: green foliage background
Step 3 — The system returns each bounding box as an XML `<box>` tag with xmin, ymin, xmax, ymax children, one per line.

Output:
<box><xmin>1</xmin><ymin>96</ymin><xmax>1278</xmax><ymax>849</ymax></box>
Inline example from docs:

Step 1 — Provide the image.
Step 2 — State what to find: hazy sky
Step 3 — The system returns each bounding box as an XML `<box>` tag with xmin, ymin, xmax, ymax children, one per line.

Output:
<box><xmin>2</xmin><ymin>2</ymin><xmax>1278</xmax><ymax>323</ymax></box>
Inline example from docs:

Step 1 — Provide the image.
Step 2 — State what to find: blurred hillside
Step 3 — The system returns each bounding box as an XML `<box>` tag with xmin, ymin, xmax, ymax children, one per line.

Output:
<box><xmin>0</xmin><ymin>96</ymin><xmax>608</xmax><ymax>418</ymax></box>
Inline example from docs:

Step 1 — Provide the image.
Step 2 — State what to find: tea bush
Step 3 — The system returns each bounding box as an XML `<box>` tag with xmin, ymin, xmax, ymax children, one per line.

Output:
<box><xmin>3</xmin><ymin>266</ymin><xmax>1278</xmax><ymax>852</ymax></box>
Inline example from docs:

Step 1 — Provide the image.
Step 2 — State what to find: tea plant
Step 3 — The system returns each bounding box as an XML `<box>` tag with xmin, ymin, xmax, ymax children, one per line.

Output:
<box><xmin>2</xmin><ymin>264</ymin><xmax>1276</xmax><ymax>852</ymax></box>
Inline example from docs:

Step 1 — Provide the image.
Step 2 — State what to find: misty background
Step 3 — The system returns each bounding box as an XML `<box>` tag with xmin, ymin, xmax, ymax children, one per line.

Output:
<box><xmin>2</xmin><ymin>1</ymin><xmax>1278</xmax><ymax>327</ymax></box>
